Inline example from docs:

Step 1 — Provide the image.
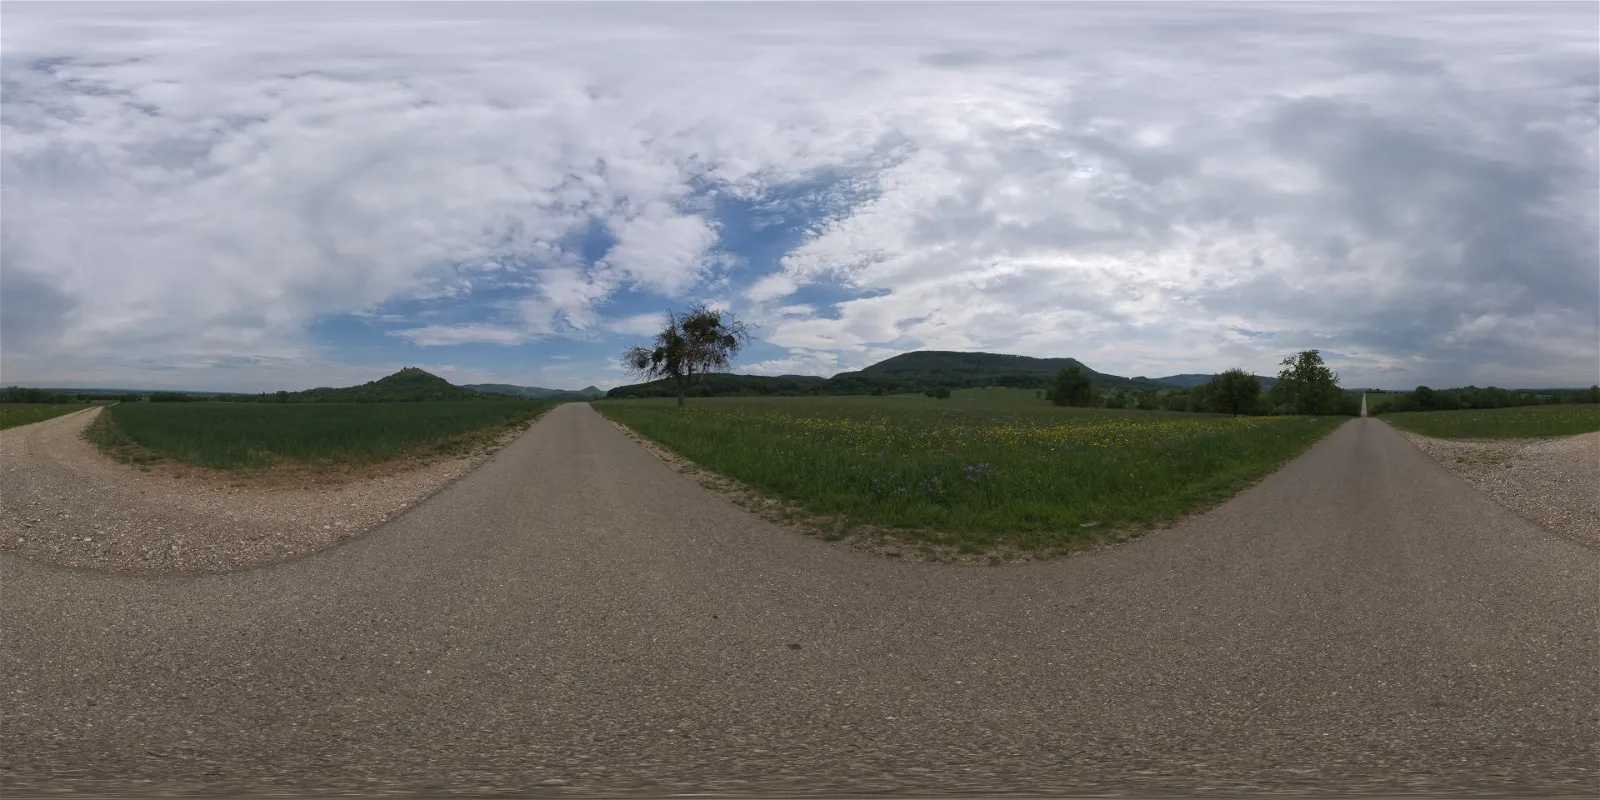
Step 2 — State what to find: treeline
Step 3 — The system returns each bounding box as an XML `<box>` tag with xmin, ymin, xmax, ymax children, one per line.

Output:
<box><xmin>831</xmin><ymin>371</ymin><xmax>1075</xmax><ymax>394</ymax></box>
<box><xmin>1039</xmin><ymin>374</ymin><xmax>1352</xmax><ymax>415</ymax></box>
<box><xmin>1047</xmin><ymin>350</ymin><xmax>1360</xmax><ymax>416</ymax></box>
<box><xmin>182</xmin><ymin>368</ymin><xmax>495</xmax><ymax>403</ymax></box>
<box><xmin>1374</xmin><ymin>384</ymin><xmax>1599</xmax><ymax>414</ymax></box>
<box><xmin>608</xmin><ymin>373</ymin><xmax>827</xmax><ymax>399</ymax></box>
<box><xmin>1</xmin><ymin>387</ymin><xmax>141</xmax><ymax>403</ymax></box>
<box><xmin>608</xmin><ymin>370</ymin><xmax>1117</xmax><ymax>400</ymax></box>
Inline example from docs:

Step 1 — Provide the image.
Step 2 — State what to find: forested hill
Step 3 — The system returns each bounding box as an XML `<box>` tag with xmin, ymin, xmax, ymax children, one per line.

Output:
<box><xmin>606</xmin><ymin>350</ymin><xmax>1237</xmax><ymax>399</ymax></box>
<box><xmin>836</xmin><ymin>351</ymin><xmax>1168</xmax><ymax>393</ymax></box>
<box><xmin>286</xmin><ymin>368</ymin><xmax>488</xmax><ymax>402</ymax></box>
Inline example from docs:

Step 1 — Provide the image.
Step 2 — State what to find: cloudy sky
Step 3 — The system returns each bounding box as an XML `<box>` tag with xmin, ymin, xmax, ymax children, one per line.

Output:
<box><xmin>2</xmin><ymin>2</ymin><xmax>1596</xmax><ymax>392</ymax></box>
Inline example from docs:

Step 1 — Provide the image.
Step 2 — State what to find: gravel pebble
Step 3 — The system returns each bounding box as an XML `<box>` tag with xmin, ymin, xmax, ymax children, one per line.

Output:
<box><xmin>1399</xmin><ymin>428</ymin><xmax>1599</xmax><ymax>548</ymax></box>
<box><xmin>0</xmin><ymin>406</ymin><xmax>529</xmax><ymax>574</ymax></box>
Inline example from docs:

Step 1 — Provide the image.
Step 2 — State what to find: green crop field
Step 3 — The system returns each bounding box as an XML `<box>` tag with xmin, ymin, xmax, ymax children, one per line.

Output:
<box><xmin>0</xmin><ymin>403</ymin><xmax>97</xmax><ymax>431</ymax></box>
<box><xmin>595</xmin><ymin>391</ymin><xmax>1343</xmax><ymax>552</ymax></box>
<box><xmin>1382</xmin><ymin>404</ymin><xmax>1600</xmax><ymax>439</ymax></box>
<box><xmin>1362</xmin><ymin>393</ymin><xmax>1403</xmax><ymax>412</ymax></box>
<box><xmin>90</xmin><ymin>400</ymin><xmax>554</xmax><ymax>470</ymax></box>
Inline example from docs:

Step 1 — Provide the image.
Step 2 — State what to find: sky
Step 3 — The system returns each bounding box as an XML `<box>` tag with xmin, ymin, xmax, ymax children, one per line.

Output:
<box><xmin>2</xmin><ymin>1</ymin><xmax>1596</xmax><ymax>393</ymax></box>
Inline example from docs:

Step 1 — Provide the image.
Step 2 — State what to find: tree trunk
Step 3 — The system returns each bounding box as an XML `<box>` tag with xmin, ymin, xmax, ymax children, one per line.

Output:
<box><xmin>677</xmin><ymin>388</ymin><xmax>685</xmax><ymax>408</ymax></box>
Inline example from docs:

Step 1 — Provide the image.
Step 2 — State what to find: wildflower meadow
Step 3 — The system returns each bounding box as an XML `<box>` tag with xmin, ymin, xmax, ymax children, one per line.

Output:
<box><xmin>597</xmin><ymin>390</ymin><xmax>1342</xmax><ymax>551</ymax></box>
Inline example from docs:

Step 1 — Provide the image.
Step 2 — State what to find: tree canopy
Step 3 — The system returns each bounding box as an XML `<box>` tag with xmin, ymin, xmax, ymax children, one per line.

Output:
<box><xmin>1269</xmin><ymin>350</ymin><xmax>1349</xmax><ymax>415</ymax></box>
<box><xmin>1205</xmin><ymin>369</ymin><xmax>1263</xmax><ymax>416</ymax></box>
<box><xmin>622</xmin><ymin>304</ymin><xmax>753</xmax><ymax>407</ymax></box>
<box><xmin>1048</xmin><ymin>366</ymin><xmax>1095</xmax><ymax>407</ymax></box>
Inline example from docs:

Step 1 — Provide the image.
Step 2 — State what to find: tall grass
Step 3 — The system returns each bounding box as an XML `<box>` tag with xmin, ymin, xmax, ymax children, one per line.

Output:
<box><xmin>0</xmin><ymin>403</ymin><xmax>96</xmax><ymax>431</ymax></box>
<box><xmin>94</xmin><ymin>400</ymin><xmax>553</xmax><ymax>470</ymax></box>
<box><xmin>1383</xmin><ymin>404</ymin><xmax>1600</xmax><ymax>439</ymax></box>
<box><xmin>596</xmin><ymin>393</ymin><xmax>1342</xmax><ymax>551</ymax></box>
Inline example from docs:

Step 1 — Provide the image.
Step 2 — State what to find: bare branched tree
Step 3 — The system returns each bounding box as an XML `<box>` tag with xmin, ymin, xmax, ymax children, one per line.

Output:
<box><xmin>621</xmin><ymin>303</ymin><xmax>754</xmax><ymax>407</ymax></box>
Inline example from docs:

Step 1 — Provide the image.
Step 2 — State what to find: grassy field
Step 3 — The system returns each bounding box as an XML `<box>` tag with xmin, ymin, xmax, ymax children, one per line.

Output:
<box><xmin>1382</xmin><ymin>404</ymin><xmax>1600</xmax><ymax>439</ymax></box>
<box><xmin>90</xmin><ymin>400</ymin><xmax>554</xmax><ymax>470</ymax></box>
<box><xmin>1362</xmin><ymin>393</ymin><xmax>1403</xmax><ymax>413</ymax></box>
<box><xmin>595</xmin><ymin>390</ymin><xmax>1343</xmax><ymax>552</ymax></box>
<box><xmin>0</xmin><ymin>403</ymin><xmax>97</xmax><ymax>431</ymax></box>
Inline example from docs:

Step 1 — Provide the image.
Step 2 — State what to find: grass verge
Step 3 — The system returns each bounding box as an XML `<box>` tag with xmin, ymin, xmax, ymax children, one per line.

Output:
<box><xmin>88</xmin><ymin>400</ymin><xmax>554</xmax><ymax>471</ymax></box>
<box><xmin>595</xmin><ymin>393</ymin><xmax>1343</xmax><ymax>554</ymax></box>
<box><xmin>1382</xmin><ymin>404</ymin><xmax>1600</xmax><ymax>439</ymax></box>
<box><xmin>0</xmin><ymin>403</ymin><xmax>97</xmax><ymax>431</ymax></box>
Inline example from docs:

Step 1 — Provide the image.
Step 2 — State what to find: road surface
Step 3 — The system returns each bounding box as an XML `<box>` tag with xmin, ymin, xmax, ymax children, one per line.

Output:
<box><xmin>3</xmin><ymin>404</ymin><xmax>1596</xmax><ymax>796</ymax></box>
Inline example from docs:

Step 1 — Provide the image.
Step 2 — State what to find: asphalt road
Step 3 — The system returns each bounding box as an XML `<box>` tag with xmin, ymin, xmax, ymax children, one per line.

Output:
<box><xmin>3</xmin><ymin>404</ymin><xmax>1596</xmax><ymax>796</ymax></box>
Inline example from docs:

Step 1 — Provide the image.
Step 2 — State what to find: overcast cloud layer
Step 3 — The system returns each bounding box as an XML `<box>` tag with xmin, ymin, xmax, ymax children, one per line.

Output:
<box><xmin>2</xmin><ymin>2</ymin><xmax>1596</xmax><ymax>392</ymax></box>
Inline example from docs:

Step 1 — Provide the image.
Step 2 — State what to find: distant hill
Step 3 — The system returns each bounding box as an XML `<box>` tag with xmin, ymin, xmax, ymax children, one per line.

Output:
<box><xmin>1154</xmin><ymin>373</ymin><xmax>1278</xmax><ymax>390</ymax></box>
<box><xmin>464</xmin><ymin>383</ymin><xmax>604</xmax><ymax>401</ymax></box>
<box><xmin>287</xmin><ymin>368</ymin><xmax>488</xmax><ymax>403</ymax></box>
<box><xmin>606</xmin><ymin>373</ymin><xmax>827</xmax><ymax>400</ymax></box>
<box><xmin>606</xmin><ymin>350</ymin><xmax>1251</xmax><ymax>399</ymax></box>
<box><xmin>838</xmin><ymin>351</ymin><xmax>1167</xmax><ymax>393</ymax></box>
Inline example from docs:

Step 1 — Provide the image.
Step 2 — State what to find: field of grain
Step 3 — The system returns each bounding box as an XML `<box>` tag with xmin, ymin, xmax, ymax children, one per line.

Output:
<box><xmin>90</xmin><ymin>400</ymin><xmax>554</xmax><ymax>470</ymax></box>
<box><xmin>596</xmin><ymin>391</ymin><xmax>1342</xmax><ymax>552</ymax></box>
<box><xmin>0</xmin><ymin>403</ymin><xmax>97</xmax><ymax>431</ymax></box>
<box><xmin>1382</xmin><ymin>404</ymin><xmax>1600</xmax><ymax>439</ymax></box>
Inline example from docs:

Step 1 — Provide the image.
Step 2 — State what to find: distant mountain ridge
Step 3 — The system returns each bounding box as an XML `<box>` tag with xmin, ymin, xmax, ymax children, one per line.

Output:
<box><xmin>464</xmin><ymin>383</ymin><xmax>604</xmax><ymax>401</ymax></box>
<box><xmin>606</xmin><ymin>350</ymin><xmax>1274</xmax><ymax>399</ymax></box>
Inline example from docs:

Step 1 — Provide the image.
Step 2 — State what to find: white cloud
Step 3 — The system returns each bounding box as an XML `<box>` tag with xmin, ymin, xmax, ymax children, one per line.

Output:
<box><xmin>2</xmin><ymin>3</ymin><xmax>1595</xmax><ymax>390</ymax></box>
<box><xmin>606</xmin><ymin>312</ymin><xmax>669</xmax><ymax>338</ymax></box>
<box><xmin>390</xmin><ymin>324</ymin><xmax>530</xmax><ymax>347</ymax></box>
<box><xmin>602</xmin><ymin>208</ymin><xmax>719</xmax><ymax>295</ymax></box>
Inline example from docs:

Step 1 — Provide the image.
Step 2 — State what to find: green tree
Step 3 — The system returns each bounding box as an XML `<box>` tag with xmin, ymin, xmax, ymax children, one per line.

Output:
<box><xmin>1410</xmin><ymin>385</ymin><xmax>1437</xmax><ymax>410</ymax></box>
<box><xmin>1048</xmin><ymin>366</ymin><xmax>1095</xmax><ymax>407</ymax></box>
<box><xmin>1271</xmin><ymin>350</ymin><xmax>1345</xmax><ymax>415</ymax></box>
<box><xmin>1205</xmin><ymin>369</ymin><xmax>1262</xmax><ymax>416</ymax></box>
<box><xmin>622</xmin><ymin>303</ymin><xmax>753</xmax><ymax>408</ymax></box>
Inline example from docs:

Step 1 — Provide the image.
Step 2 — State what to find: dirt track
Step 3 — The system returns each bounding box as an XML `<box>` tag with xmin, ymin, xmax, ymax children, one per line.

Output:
<box><xmin>0</xmin><ymin>406</ymin><xmax>517</xmax><ymax>573</ymax></box>
<box><xmin>3</xmin><ymin>404</ymin><xmax>1596</xmax><ymax>796</ymax></box>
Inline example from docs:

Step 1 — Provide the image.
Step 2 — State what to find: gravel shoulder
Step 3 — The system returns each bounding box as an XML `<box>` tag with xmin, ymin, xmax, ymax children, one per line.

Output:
<box><xmin>0</xmin><ymin>406</ymin><xmax>534</xmax><ymax>574</ymax></box>
<box><xmin>1397</xmin><ymin>427</ymin><xmax>1599</xmax><ymax>549</ymax></box>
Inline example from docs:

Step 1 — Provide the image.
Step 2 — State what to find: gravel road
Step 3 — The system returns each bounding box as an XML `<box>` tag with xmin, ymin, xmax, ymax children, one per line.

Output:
<box><xmin>3</xmin><ymin>405</ymin><xmax>1596</xmax><ymax>796</ymax></box>
<box><xmin>0</xmin><ymin>406</ymin><xmax>522</xmax><ymax>573</ymax></box>
<box><xmin>1399</xmin><ymin>430</ymin><xmax>1600</xmax><ymax>549</ymax></box>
